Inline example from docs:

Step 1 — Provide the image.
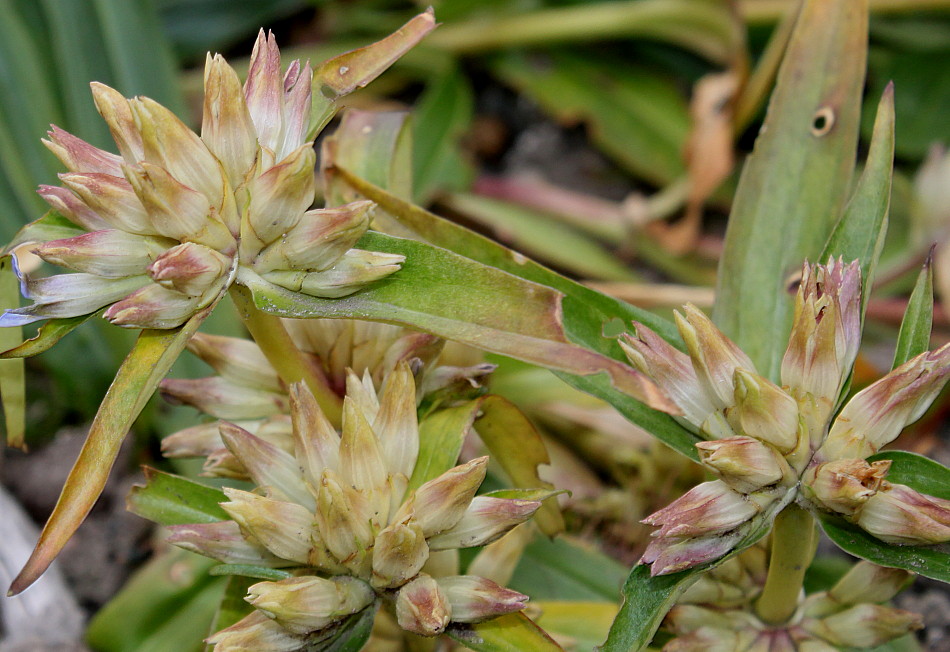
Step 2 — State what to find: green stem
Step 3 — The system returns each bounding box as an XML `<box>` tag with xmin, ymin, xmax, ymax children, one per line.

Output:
<box><xmin>229</xmin><ymin>285</ymin><xmax>343</xmax><ymax>427</ymax></box>
<box><xmin>754</xmin><ymin>504</ymin><xmax>817</xmax><ymax>624</ymax></box>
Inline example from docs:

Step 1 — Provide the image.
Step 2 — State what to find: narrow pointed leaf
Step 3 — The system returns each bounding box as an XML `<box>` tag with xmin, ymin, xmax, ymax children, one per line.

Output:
<box><xmin>447</xmin><ymin>611</ymin><xmax>563</xmax><ymax>652</ymax></box>
<box><xmin>891</xmin><ymin>257</ymin><xmax>933</xmax><ymax>369</ymax></box>
<box><xmin>127</xmin><ymin>468</ymin><xmax>229</xmax><ymax>526</ymax></box>
<box><xmin>9</xmin><ymin>305</ymin><xmax>215</xmax><ymax>595</ymax></box>
<box><xmin>820</xmin><ymin>84</ymin><xmax>895</xmax><ymax>307</ymax></box>
<box><xmin>0</xmin><ymin>255</ymin><xmax>24</xmax><ymax>448</ymax></box>
<box><xmin>312</xmin><ymin>603</ymin><xmax>378</xmax><ymax>652</ymax></box>
<box><xmin>408</xmin><ymin>400</ymin><xmax>482</xmax><ymax>491</ymax></box>
<box><xmin>475</xmin><ymin>395</ymin><xmax>564</xmax><ymax>536</ymax></box>
<box><xmin>0</xmin><ymin>313</ymin><xmax>95</xmax><ymax>359</ymax></box>
<box><xmin>209</xmin><ymin>565</ymin><xmax>293</xmax><ymax>582</ymax></box>
<box><xmin>713</xmin><ymin>0</ymin><xmax>868</xmax><ymax>379</ymax></box>
<box><xmin>3</xmin><ymin>210</ymin><xmax>86</xmax><ymax>254</ymax></box>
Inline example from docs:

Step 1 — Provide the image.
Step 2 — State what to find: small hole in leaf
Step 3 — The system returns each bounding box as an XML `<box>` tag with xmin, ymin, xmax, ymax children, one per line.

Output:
<box><xmin>811</xmin><ymin>107</ymin><xmax>835</xmax><ymax>137</ymax></box>
<box><xmin>602</xmin><ymin>317</ymin><xmax>626</xmax><ymax>338</ymax></box>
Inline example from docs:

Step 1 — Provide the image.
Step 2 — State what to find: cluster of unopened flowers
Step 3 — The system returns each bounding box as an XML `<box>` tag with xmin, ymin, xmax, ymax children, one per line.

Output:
<box><xmin>622</xmin><ymin>258</ymin><xmax>950</xmax><ymax>577</ymax></box>
<box><xmin>0</xmin><ymin>29</ymin><xmax>402</xmax><ymax>330</ymax></box>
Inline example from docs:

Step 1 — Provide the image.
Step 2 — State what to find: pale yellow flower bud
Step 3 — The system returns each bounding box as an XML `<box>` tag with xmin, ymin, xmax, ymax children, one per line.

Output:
<box><xmin>246</xmin><ymin>576</ymin><xmax>374</xmax><ymax>635</ymax></box>
<box><xmin>696</xmin><ymin>437</ymin><xmax>791</xmax><ymax>493</ymax></box>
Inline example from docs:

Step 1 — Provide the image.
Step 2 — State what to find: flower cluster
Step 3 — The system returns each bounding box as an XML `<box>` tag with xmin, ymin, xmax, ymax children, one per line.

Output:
<box><xmin>160</xmin><ymin>318</ymin><xmax>493</xmax><ymax>478</ymax></box>
<box><xmin>665</xmin><ymin>559</ymin><xmax>921</xmax><ymax>651</ymax></box>
<box><xmin>623</xmin><ymin>259</ymin><xmax>950</xmax><ymax>575</ymax></box>
<box><xmin>168</xmin><ymin>363</ymin><xmax>539</xmax><ymax>649</ymax></box>
<box><xmin>1</xmin><ymin>31</ymin><xmax>401</xmax><ymax>330</ymax></box>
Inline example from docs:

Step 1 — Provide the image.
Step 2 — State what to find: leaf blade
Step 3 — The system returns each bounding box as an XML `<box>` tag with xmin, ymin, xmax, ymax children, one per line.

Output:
<box><xmin>127</xmin><ymin>468</ymin><xmax>229</xmax><ymax>526</ymax></box>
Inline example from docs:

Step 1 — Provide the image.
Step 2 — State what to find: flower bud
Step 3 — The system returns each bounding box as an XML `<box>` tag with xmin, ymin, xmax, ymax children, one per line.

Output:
<box><xmin>371</xmin><ymin>521</ymin><xmax>430</xmax><ymax>589</ymax></box>
<box><xmin>246</xmin><ymin>576</ymin><xmax>374</xmax><ymax>635</ymax></box>
<box><xmin>642</xmin><ymin>481</ymin><xmax>760</xmax><ymax>538</ymax></box>
<box><xmin>425</xmin><ymin>496</ymin><xmax>541</xmax><ymax>551</ymax></box>
<box><xmin>147</xmin><ymin>242</ymin><xmax>231</xmax><ymax>298</ymax></box>
<box><xmin>801</xmin><ymin>459</ymin><xmax>890</xmax><ymax>516</ymax></box>
<box><xmin>827</xmin><ymin>561</ymin><xmax>913</xmax><ymax>606</ymax></box>
<box><xmin>394</xmin><ymin>457</ymin><xmax>488</xmax><ymax>537</ymax></box>
<box><xmin>675</xmin><ymin>304</ymin><xmax>756</xmax><ymax>410</ymax></box>
<box><xmin>804</xmin><ymin>603</ymin><xmax>923</xmax><ymax>648</ymax></box>
<box><xmin>696</xmin><ymin>437</ymin><xmax>790</xmax><ymax>493</ymax></box>
<box><xmin>314</xmin><ymin>469</ymin><xmax>374</xmax><ymax>573</ymax></box>
<box><xmin>220</xmin><ymin>488</ymin><xmax>314</xmax><ymax>564</ymax></box>
<box><xmin>819</xmin><ymin>345</ymin><xmax>950</xmax><ymax>460</ymax></box>
<box><xmin>436</xmin><ymin>576</ymin><xmax>528</xmax><ymax>622</ymax></box>
<box><xmin>620</xmin><ymin>324</ymin><xmax>715</xmax><ymax>428</ymax></box>
<box><xmin>166</xmin><ymin>520</ymin><xmax>283</xmax><ymax>567</ymax></box>
<box><xmin>727</xmin><ymin>369</ymin><xmax>800</xmax><ymax>452</ymax></box>
<box><xmin>395</xmin><ymin>574</ymin><xmax>451</xmax><ymax>636</ymax></box>
<box><xmin>33</xmin><ymin>230</ymin><xmax>170</xmax><ymax>278</ymax></box>
<box><xmin>43</xmin><ymin>124</ymin><xmax>123</xmax><ymax>175</ymax></box>
<box><xmin>781</xmin><ymin>259</ymin><xmax>861</xmax><ymax>412</ymax></box>
<box><xmin>206</xmin><ymin>611</ymin><xmax>306</xmax><ymax>651</ymax></box>
<box><xmin>855</xmin><ymin>483</ymin><xmax>950</xmax><ymax>545</ymax></box>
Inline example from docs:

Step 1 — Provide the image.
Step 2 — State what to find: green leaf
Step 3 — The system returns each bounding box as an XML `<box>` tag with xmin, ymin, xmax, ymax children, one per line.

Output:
<box><xmin>891</xmin><ymin>257</ymin><xmax>933</xmax><ymax>369</ymax></box>
<box><xmin>534</xmin><ymin>602</ymin><xmax>619</xmax><ymax>652</ymax></box>
<box><xmin>312</xmin><ymin>603</ymin><xmax>378</xmax><ymax>652</ymax></box>
<box><xmin>820</xmin><ymin>84</ymin><xmax>895</xmax><ymax>311</ymax></box>
<box><xmin>713</xmin><ymin>0</ymin><xmax>868</xmax><ymax>380</ymax></box>
<box><xmin>818</xmin><ymin>514</ymin><xmax>950</xmax><ymax>583</ymax></box>
<box><xmin>9</xmin><ymin>305</ymin><xmax>216</xmax><ymax>595</ymax></box>
<box><xmin>205</xmin><ymin>574</ymin><xmax>255</xmax><ymax>648</ymax></box>
<box><xmin>0</xmin><ymin>256</ymin><xmax>24</xmax><ymax>448</ymax></box>
<box><xmin>447</xmin><ymin>611</ymin><xmax>563</xmax><ymax>652</ymax></box>
<box><xmin>0</xmin><ymin>313</ymin><xmax>95</xmax><ymax>359</ymax></box>
<box><xmin>127</xmin><ymin>468</ymin><xmax>229</xmax><ymax>526</ymax></box>
<box><xmin>209</xmin><ymin>565</ymin><xmax>293</xmax><ymax>582</ymax></box>
<box><xmin>509</xmin><ymin>536</ymin><xmax>627</xmax><ymax>603</ymax></box>
<box><xmin>441</xmin><ymin>193</ymin><xmax>638</xmax><ymax>282</ymax></box>
<box><xmin>482</xmin><ymin>488</ymin><xmax>566</xmax><ymax>502</ymax></box>
<box><xmin>86</xmin><ymin>548</ymin><xmax>220</xmax><ymax>652</ymax></box>
<box><xmin>290</xmin><ymin>170</ymin><xmax>701</xmax><ymax>459</ymax></box>
<box><xmin>412</xmin><ymin>65</ymin><xmax>476</xmax><ymax>203</ymax></box>
<box><xmin>236</xmin><ymin>236</ymin><xmax>672</xmax><ymax>414</ymax></box>
<box><xmin>3</xmin><ymin>210</ymin><xmax>87</xmax><ymax>254</ymax></box>
<box><xmin>868</xmin><ymin>450</ymin><xmax>950</xmax><ymax>499</ymax></box>
<box><xmin>408</xmin><ymin>400</ymin><xmax>481</xmax><ymax>491</ymax></box>
<box><xmin>490</xmin><ymin>49</ymin><xmax>689</xmax><ymax>186</ymax></box>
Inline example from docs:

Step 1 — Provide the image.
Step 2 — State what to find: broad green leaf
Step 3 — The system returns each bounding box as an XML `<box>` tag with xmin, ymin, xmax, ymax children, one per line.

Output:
<box><xmin>820</xmin><ymin>85</ymin><xmax>895</xmax><ymax>310</ymax></box>
<box><xmin>209</xmin><ymin>565</ymin><xmax>293</xmax><ymax>582</ymax></box>
<box><xmin>134</xmin><ymin>577</ymin><xmax>225</xmax><ymax>652</ymax></box>
<box><xmin>2</xmin><ymin>210</ymin><xmax>86</xmax><ymax>254</ymax></box>
<box><xmin>86</xmin><ymin>548</ymin><xmax>219</xmax><ymax>652</ymax></box>
<box><xmin>236</xmin><ymin>238</ymin><xmax>674</xmax><ymax>414</ymax></box>
<box><xmin>441</xmin><ymin>193</ymin><xmax>639</xmax><ymax>282</ymax></box>
<box><xmin>205</xmin><ymin>575</ymin><xmax>255</xmax><ymax>649</ymax></box>
<box><xmin>127</xmin><ymin>468</ymin><xmax>229</xmax><ymax>526</ymax></box>
<box><xmin>310</xmin><ymin>170</ymin><xmax>701</xmax><ymax>459</ymax></box>
<box><xmin>818</xmin><ymin>514</ymin><xmax>950</xmax><ymax>583</ymax></box>
<box><xmin>9</xmin><ymin>305</ymin><xmax>215</xmax><ymax>595</ymax></box>
<box><xmin>309</xmin><ymin>11</ymin><xmax>437</xmax><ymax>137</ymax></box>
<box><xmin>713</xmin><ymin>0</ymin><xmax>868</xmax><ymax>380</ymax></box>
<box><xmin>490</xmin><ymin>49</ymin><xmax>689</xmax><ymax>185</ymax></box>
<box><xmin>475</xmin><ymin>395</ymin><xmax>564</xmax><ymax>536</ymax></box>
<box><xmin>0</xmin><ymin>313</ymin><xmax>95</xmax><ymax>359</ymax></box>
<box><xmin>535</xmin><ymin>602</ymin><xmax>619</xmax><ymax>652</ymax></box>
<box><xmin>509</xmin><ymin>536</ymin><xmax>627</xmax><ymax>603</ymax></box>
<box><xmin>448</xmin><ymin>611</ymin><xmax>563</xmax><ymax>652</ymax></box>
<box><xmin>891</xmin><ymin>257</ymin><xmax>933</xmax><ymax>369</ymax></box>
<box><xmin>408</xmin><ymin>400</ymin><xmax>481</xmax><ymax>491</ymax></box>
<box><xmin>867</xmin><ymin>450</ymin><xmax>950</xmax><ymax>499</ymax></box>
<box><xmin>426</xmin><ymin>0</ymin><xmax>739</xmax><ymax>64</ymax></box>
<box><xmin>412</xmin><ymin>65</ymin><xmax>476</xmax><ymax>203</ymax></box>
<box><xmin>0</xmin><ymin>256</ymin><xmax>24</xmax><ymax>448</ymax></box>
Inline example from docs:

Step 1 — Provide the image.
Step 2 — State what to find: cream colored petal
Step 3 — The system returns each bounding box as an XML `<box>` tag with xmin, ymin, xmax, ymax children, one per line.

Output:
<box><xmin>221</xmin><ymin>488</ymin><xmax>314</xmax><ymax>564</ymax></box>
<box><xmin>289</xmin><ymin>382</ymin><xmax>340</xmax><ymax>485</ymax></box>
<box><xmin>33</xmin><ymin>230</ymin><xmax>171</xmax><ymax>278</ymax></box>
<box><xmin>43</xmin><ymin>125</ymin><xmax>123</xmax><ymax>175</ymax></box>
<box><xmin>90</xmin><ymin>82</ymin><xmax>143</xmax><ymax>165</ymax></box>
<box><xmin>202</xmin><ymin>53</ymin><xmax>258</xmax><ymax>185</ymax></box>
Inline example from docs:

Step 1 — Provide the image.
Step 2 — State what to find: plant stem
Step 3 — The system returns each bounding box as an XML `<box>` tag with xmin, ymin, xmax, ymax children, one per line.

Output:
<box><xmin>229</xmin><ymin>285</ymin><xmax>343</xmax><ymax>427</ymax></box>
<box><xmin>755</xmin><ymin>503</ymin><xmax>817</xmax><ymax>624</ymax></box>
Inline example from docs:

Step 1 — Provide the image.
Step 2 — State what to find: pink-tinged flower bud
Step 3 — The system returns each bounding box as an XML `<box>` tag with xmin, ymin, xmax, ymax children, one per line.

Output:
<box><xmin>186</xmin><ymin>333</ymin><xmax>282</xmax><ymax>392</ymax></box>
<box><xmin>726</xmin><ymin>369</ymin><xmax>801</xmax><ymax>453</ymax></box>
<box><xmin>287</xmin><ymin>382</ymin><xmax>340</xmax><ymax>485</ymax></box>
<box><xmin>147</xmin><ymin>242</ymin><xmax>231</xmax><ymax>298</ymax></box>
<box><xmin>43</xmin><ymin>125</ymin><xmax>124</xmax><ymax>175</ymax></box>
<box><xmin>642</xmin><ymin>481</ymin><xmax>760</xmax><ymax>538</ymax></box>
<box><xmin>827</xmin><ymin>561</ymin><xmax>913</xmax><ymax>606</ymax></box>
<box><xmin>202</xmin><ymin>53</ymin><xmax>258</xmax><ymax>186</ymax></box>
<box><xmin>696</xmin><ymin>437</ymin><xmax>790</xmax><ymax>493</ymax></box>
<box><xmin>425</xmin><ymin>495</ymin><xmax>540</xmax><ymax>551</ymax></box>
<box><xmin>103</xmin><ymin>283</ymin><xmax>203</xmax><ymax>330</ymax></box>
<box><xmin>641</xmin><ymin>530</ymin><xmax>743</xmax><ymax>577</ymax></box>
<box><xmin>161</xmin><ymin>377</ymin><xmax>288</xmax><ymax>420</ymax></box>
<box><xmin>675</xmin><ymin>304</ymin><xmax>756</xmax><ymax>410</ymax></box>
<box><xmin>801</xmin><ymin>459</ymin><xmax>891</xmax><ymax>516</ymax></box>
<box><xmin>372</xmin><ymin>361</ymin><xmax>419</xmax><ymax>481</ymax></box>
<box><xmin>220</xmin><ymin>488</ymin><xmax>315</xmax><ymax>564</ymax></box>
<box><xmin>206</xmin><ymin>611</ymin><xmax>306</xmax><ymax>651</ymax></box>
<box><xmin>246</xmin><ymin>576</ymin><xmax>374</xmax><ymax>635</ymax></box>
<box><xmin>219</xmin><ymin>422</ymin><xmax>313</xmax><ymax>509</ymax></box>
<box><xmin>59</xmin><ymin>172</ymin><xmax>153</xmax><ymax>235</ymax></box>
<box><xmin>436</xmin><ymin>576</ymin><xmax>528</xmax><ymax>623</ymax></box>
<box><xmin>314</xmin><ymin>469</ymin><xmax>374</xmax><ymax>574</ymax></box>
<box><xmin>803</xmin><ymin>603</ymin><xmax>923</xmax><ymax>648</ymax></box>
<box><xmin>819</xmin><ymin>345</ymin><xmax>950</xmax><ymax>460</ymax></box>
<box><xmin>262</xmin><ymin>250</ymin><xmax>406</xmax><ymax>299</ymax></box>
<box><xmin>394</xmin><ymin>457</ymin><xmax>489</xmax><ymax>537</ymax></box>
<box><xmin>855</xmin><ymin>483</ymin><xmax>950</xmax><ymax>545</ymax></box>
<box><xmin>37</xmin><ymin>184</ymin><xmax>108</xmax><ymax>231</ymax></box>
<box><xmin>166</xmin><ymin>520</ymin><xmax>284</xmax><ymax>567</ymax></box>
<box><xmin>620</xmin><ymin>323</ymin><xmax>715</xmax><ymax>429</ymax></box>
<box><xmin>371</xmin><ymin>521</ymin><xmax>429</xmax><ymax>589</ymax></box>
<box><xmin>339</xmin><ymin>398</ymin><xmax>389</xmax><ymax>509</ymax></box>
<box><xmin>33</xmin><ymin>230</ymin><xmax>171</xmax><ymax>278</ymax></box>
<box><xmin>395</xmin><ymin>574</ymin><xmax>451</xmax><ymax>636</ymax></box>
<box><xmin>89</xmin><ymin>82</ymin><xmax>143</xmax><ymax>165</ymax></box>
<box><xmin>244</xmin><ymin>30</ymin><xmax>287</xmax><ymax>157</ymax></box>
<box><xmin>781</xmin><ymin>259</ymin><xmax>861</xmax><ymax>412</ymax></box>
